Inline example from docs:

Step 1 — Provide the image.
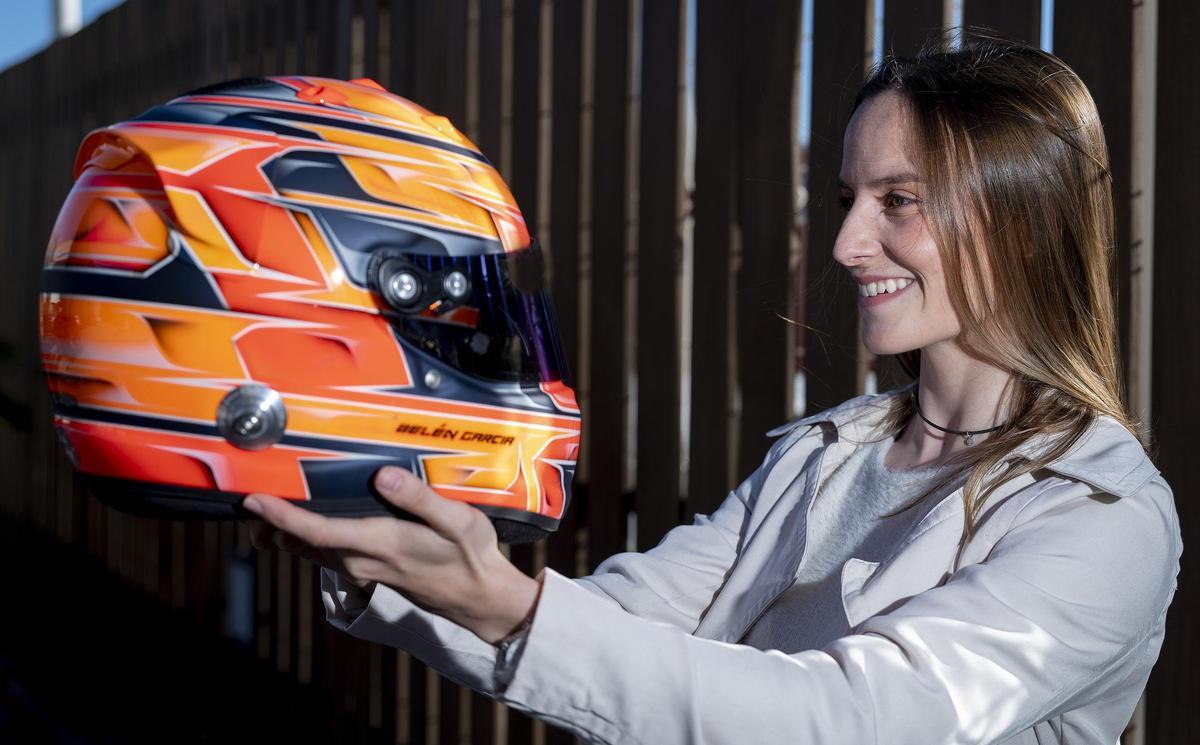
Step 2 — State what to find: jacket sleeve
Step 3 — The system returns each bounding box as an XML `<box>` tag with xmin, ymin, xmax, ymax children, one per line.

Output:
<box><xmin>563</xmin><ymin>424</ymin><xmax>812</xmax><ymax>629</ymax></box>
<box><xmin>319</xmin><ymin>423</ymin><xmax>818</xmax><ymax>695</ymax></box>
<box><xmin>494</xmin><ymin>475</ymin><xmax>1183</xmax><ymax>745</ymax></box>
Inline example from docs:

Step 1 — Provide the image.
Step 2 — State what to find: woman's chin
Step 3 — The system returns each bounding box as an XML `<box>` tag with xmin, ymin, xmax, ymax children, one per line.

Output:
<box><xmin>863</xmin><ymin>337</ymin><xmax>917</xmax><ymax>357</ymax></box>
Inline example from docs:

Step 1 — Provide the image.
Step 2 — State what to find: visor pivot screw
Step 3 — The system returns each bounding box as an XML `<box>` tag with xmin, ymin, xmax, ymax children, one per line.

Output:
<box><xmin>443</xmin><ymin>270</ymin><xmax>470</xmax><ymax>300</ymax></box>
<box><xmin>217</xmin><ymin>384</ymin><xmax>287</xmax><ymax>451</ymax></box>
<box><xmin>424</xmin><ymin>369</ymin><xmax>443</xmax><ymax>390</ymax></box>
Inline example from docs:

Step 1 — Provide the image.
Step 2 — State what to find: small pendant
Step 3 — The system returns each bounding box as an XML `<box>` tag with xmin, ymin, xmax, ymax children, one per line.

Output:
<box><xmin>964</xmin><ymin>432</ymin><xmax>974</xmax><ymax>446</ymax></box>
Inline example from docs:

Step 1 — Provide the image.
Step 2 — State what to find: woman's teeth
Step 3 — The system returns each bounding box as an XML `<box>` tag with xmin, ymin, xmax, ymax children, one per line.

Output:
<box><xmin>859</xmin><ymin>277</ymin><xmax>914</xmax><ymax>297</ymax></box>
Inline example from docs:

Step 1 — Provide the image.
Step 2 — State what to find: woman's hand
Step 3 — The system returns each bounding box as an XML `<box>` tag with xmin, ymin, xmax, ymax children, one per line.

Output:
<box><xmin>242</xmin><ymin>466</ymin><xmax>542</xmax><ymax>645</ymax></box>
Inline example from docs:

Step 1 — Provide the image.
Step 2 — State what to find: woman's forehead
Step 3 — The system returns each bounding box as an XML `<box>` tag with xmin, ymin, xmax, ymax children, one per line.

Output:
<box><xmin>840</xmin><ymin>92</ymin><xmax>919</xmax><ymax>185</ymax></box>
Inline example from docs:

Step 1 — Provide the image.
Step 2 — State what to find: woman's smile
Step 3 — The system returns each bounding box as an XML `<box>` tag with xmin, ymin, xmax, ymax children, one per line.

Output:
<box><xmin>858</xmin><ymin>276</ymin><xmax>916</xmax><ymax>309</ymax></box>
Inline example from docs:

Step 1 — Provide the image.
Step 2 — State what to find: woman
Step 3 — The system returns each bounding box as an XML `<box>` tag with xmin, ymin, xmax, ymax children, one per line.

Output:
<box><xmin>245</xmin><ymin>31</ymin><xmax>1182</xmax><ymax>744</ymax></box>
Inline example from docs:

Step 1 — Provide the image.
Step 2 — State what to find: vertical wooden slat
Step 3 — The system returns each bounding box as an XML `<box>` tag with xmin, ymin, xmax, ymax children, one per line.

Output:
<box><xmin>29</xmin><ymin>42</ymin><xmax>52</xmax><ymax>534</ymax></box>
<box><xmin>40</xmin><ymin>33</ymin><xmax>62</xmax><ymax>542</ymax></box>
<box><xmin>388</xmin><ymin>0</ymin><xmax>411</xmax><ymax>94</ymax></box>
<box><xmin>734</xmin><ymin>0</ymin><xmax>799</xmax><ymax>475</ymax></box>
<box><xmin>962</xmin><ymin>0</ymin><xmax>1041</xmax><ymax>47</ymax></box>
<box><xmin>504</xmin><ymin>5</ymin><xmax>542</xmax><ymax>736</ymax></box>
<box><xmin>475</xmin><ymin>0</ymin><xmax>503</xmax><ymax>161</ymax></box>
<box><xmin>1053</xmin><ymin>0</ymin><xmax>1132</xmax><ymax>429</ymax></box>
<box><xmin>443</xmin><ymin>0</ymin><xmax>469</xmax><ymax>126</ymax></box>
<box><xmin>199</xmin><ymin>0</ymin><xmax>221</xmax><ymax>83</ymax></box>
<box><xmin>546</xmin><ymin>0</ymin><xmax>583</xmax><ymax>386</ymax></box>
<box><xmin>0</xmin><ymin>60</ymin><xmax>12</xmax><ymax>520</ymax></box>
<box><xmin>332</xmin><ymin>0</ymin><xmax>353</xmax><ymax>79</ymax></box>
<box><xmin>1146</xmin><ymin>0</ymin><xmax>1199</xmax><ymax>740</ymax></box>
<box><xmin>415</xmin><ymin>1</ymin><xmax>442</xmax><ymax>106</ymax></box>
<box><xmin>371</xmin><ymin>646</ymin><xmax>397</xmax><ymax>745</ymax></box>
<box><xmin>882</xmin><ymin>0</ymin><xmax>943</xmax><ymax>56</ymax></box>
<box><xmin>48</xmin><ymin>11</ymin><xmax>73</xmax><ymax>535</ymax></box>
<box><xmin>541</xmin><ymin>8</ymin><xmax>584</xmax><ymax>741</ymax></box>
<box><xmin>312</xmin><ymin>0</ymin><xmax>333</xmax><ymax>76</ymax></box>
<box><xmin>362</xmin><ymin>0</ymin><xmax>381</xmax><ymax>80</ymax></box>
<box><xmin>275</xmin><ymin>552</ymin><xmax>294</xmax><ymax>673</ymax></box>
<box><xmin>6</xmin><ymin>60</ymin><xmax>22</xmax><ymax>457</ymax></box>
<box><xmin>58</xmin><ymin>21</ymin><xmax>80</xmax><ymax>548</ymax></box>
<box><xmin>541</xmin><ymin>0</ymin><xmax>584</xmax><ymax>561</ymax></box>
<box><xmin>509</xmin><ymin>0</ymin><xmax>542</xmax><ymax>223</ymax></box>
<box><xmin>238</xmin><ymin>0</ymin><xmax>257</xmax><ymax>76</ymax></box>
<box><xmin>255</xmin><ymin>0</ymin><xmax>272</xmax><ymax>78</ymax></box>
<box><xmin>634</xmin><ymin>0</ymin><xmax>683</xmax><ymax>547</ymax></box>
<box><xmin>0</xmin><ymin>65</ymin><xmax>9</xmax><ymax>523</ymax></box>
<box><xmin>0</xmin><ymin>60</ymin><xmax>20</xmax><ymax>518</ymax></box>
<box><xmin>584</xmin><ymin>0</ymin><xmax>630</xmax><ymax>572</ymax></box>
<box><xmin>215</xmin><ymin>0</ymin><xmax>232</xmax><ymax>82</ymax></box>
<box><xmin>294</xmin><ymin>0</ymin><xmax>310</xmax><ymax>74</ymax></box>
<box><xmin>222</xmin><ymin>0</ymin><xmax>242</xmax><ymax>77</ymax></box>
<box><xmin>250</xmin><ymin>0</ymin><xmax>269</xmax><ymax>76</ymax></box>
<box><xmin>307</xmin><ymin>573</ymin><xmax>340</xmax><ymax>742</ymax></box>
<box><xmin>168</xmin><ymin>0</ymin><xmax>193</xmax><ymax>89</ymax></box>
<box><xmin>267</xmin><ymin>0</ymin><xmax>286</xmax><ymax>74</ymax></box>
<box><xmin>803</xmin><ymin>0</ymin><xmax>868</xmax><ymax>418</ymax></box>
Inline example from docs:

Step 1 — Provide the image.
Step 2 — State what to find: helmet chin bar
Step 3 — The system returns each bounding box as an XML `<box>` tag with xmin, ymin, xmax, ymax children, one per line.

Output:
<box><xmin>83</xmin><ymin>475</ymin><xmax>556</xmax><ymax>544</ymax></box>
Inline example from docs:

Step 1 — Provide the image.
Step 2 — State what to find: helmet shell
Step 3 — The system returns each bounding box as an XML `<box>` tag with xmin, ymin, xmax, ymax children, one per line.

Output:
<box><xmin>40</xmin><ymin>76</ymin><xmax>580</xmax><ymax>543</ymax></box>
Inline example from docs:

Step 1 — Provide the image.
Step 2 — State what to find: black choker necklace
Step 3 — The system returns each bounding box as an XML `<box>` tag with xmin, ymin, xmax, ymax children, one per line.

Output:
<box><xmin>914</xmin><ymin>393</ymin><xmax>1006</xmax><ymax>446</ymax></box>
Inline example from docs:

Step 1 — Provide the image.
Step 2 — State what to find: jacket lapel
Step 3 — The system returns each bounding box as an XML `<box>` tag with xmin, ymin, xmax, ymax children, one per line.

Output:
<box><xmin>692</xmin><ymin>438</ymin><xmax>828</xmax><ymax>641</ymax></box>
<box><xmin>692</xmin><ymin>390</ymin><xmax>909</xmax><ymax>641</ymax></box>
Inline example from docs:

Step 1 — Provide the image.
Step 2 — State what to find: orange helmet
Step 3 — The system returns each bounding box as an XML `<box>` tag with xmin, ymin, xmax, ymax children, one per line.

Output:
<box><xmin>40</xmin><ymin>76</ymin><xmax>580</xmax><ymax>543</ymax></box>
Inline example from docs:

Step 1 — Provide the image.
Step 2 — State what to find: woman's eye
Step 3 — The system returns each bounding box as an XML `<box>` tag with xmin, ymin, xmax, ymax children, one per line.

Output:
<box><xmin>838</xmin><ymin>194</ymin><xmax>854</xmax><ymax>212</ymax></box>
<box><xmin>883</xmin><ymin>193</ymin><xmax>917</xmax><ymax>210</ymax></box>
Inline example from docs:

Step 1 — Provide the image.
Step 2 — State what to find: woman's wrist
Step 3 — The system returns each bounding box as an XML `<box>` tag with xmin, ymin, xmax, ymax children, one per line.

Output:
<box><xmin>464</xmin><ymin>565</ymin><xmax>544</xmax><ymax>645</ymax></box>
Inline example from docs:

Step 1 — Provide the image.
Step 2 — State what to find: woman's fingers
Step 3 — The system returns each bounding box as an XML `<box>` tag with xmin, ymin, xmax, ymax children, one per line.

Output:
<box><xmin>242</xmin><ymin>519</ymin><xmax>336</xmax><ymax>568</ymax></box>
<box><xmin>372</xmin><ymin>466</ymin><xmax>486</xmax><ymax>540</ymax></box>
<box><xmin>238</xmin><ymin>482</ymin><xmax>529</xmax><ymax>639</ymax></box>
<box><xmin>243</xmin><ymin>493</ymin><xmax>384</xmax><ymax>550</ymax></box>
<box><xmin>240</xmin><ymin>480</ymin><xmax>499</xmax><ymax>612</ymax></box>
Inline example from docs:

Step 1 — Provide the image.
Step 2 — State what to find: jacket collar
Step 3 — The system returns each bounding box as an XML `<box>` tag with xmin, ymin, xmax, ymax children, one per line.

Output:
<box><xmin>770</xmin><ymin>382</ymin><xmax>1159</xmax><ymax>499</ymax></box>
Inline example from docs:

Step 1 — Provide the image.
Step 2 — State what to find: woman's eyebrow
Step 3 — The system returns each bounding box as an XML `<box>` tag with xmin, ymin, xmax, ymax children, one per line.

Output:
<box><xmin>836</xmin><ymin>172</ymin><xmax>923</xmax><ymax>189</ymax></box>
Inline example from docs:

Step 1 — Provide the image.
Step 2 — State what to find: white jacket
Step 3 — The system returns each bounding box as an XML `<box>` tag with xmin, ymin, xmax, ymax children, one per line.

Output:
<box><xmin>322</xmin><ymin>385</ymin><xmax>1183</xmax><ymax>744</ymax></box>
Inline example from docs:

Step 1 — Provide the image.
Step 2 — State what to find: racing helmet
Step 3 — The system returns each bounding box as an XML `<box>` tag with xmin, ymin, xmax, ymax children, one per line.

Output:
<box><xmin>40</xmin><ymin>76</ymin><xmax>580</xmax><ymax>544</ymax></box>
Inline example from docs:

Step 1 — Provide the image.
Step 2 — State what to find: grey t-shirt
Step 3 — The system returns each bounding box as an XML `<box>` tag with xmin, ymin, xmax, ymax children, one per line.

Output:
<box><xmin>740</xmin><ymin>435</ymin><xmax>963</xmax><ymax>653</ymax></box>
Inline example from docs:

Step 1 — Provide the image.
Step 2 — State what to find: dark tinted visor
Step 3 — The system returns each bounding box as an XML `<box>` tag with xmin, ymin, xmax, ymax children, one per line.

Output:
<box><xmin>383</xmin><ymin>241</ymin><xmax>570</xmax><ymax>385</ymax></box>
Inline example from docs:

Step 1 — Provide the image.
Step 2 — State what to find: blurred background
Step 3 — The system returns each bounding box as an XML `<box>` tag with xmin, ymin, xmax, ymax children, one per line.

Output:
<box><xmin>0</xmin><ymin>0</ymin><xmax>1194</xmax><ymax>743</ymax></box>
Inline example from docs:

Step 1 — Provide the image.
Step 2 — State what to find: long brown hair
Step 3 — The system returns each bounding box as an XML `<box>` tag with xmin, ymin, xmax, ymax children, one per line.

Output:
<box><xmin>856</xmin><ymin>28</ymin><xmax>1146</xmax><ymax>560</ymax></box>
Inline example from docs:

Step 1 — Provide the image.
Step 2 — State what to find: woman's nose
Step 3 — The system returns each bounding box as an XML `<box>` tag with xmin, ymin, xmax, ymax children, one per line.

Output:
<box><xmin>831</xmin><ymin>208</ymin><xmax>879</xmax><ymax>269</ymax></box>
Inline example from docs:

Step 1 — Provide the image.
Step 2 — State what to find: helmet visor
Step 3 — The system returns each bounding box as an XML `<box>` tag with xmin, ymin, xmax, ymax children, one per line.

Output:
<box><xmin>381</xmin><ymin>240</ymin><xmax>570</xmax><ymax>385</ymax></box>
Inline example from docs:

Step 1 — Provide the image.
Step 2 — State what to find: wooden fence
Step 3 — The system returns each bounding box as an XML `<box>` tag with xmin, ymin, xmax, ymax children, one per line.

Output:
<box><xmin>0</xmin><ymin>0</ymin><xmax>1194</xmax><ymax>742</ymax></box>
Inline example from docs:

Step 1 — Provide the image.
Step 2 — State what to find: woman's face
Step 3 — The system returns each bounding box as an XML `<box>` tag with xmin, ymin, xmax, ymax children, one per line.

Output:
<box><xmin>833</xmin><ymin>90</ymin><xmax>961</xmax><ymax>356</ymax></box>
